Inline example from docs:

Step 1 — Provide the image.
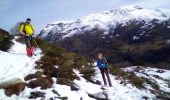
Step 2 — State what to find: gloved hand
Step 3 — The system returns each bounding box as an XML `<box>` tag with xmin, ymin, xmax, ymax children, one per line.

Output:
<box><xmin>32</xmin><ymin>33</ymin><xmax>36</xmax><ymax>37</ymax></box>
<box><xmin>25</xmin><ymin>34</ymin><xmax>30</xmax><ymax>37</ymax></box>
<box><xmin>32</xmin><ymin>35</ymin><xmax>36</xmax><ymax>38</ymax></box>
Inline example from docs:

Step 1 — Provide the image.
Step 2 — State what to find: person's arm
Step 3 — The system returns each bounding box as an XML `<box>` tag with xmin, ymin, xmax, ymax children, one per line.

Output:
<box><xmin>19</xmin><ymin>24</ymin><xmax>25</xmax><ymax>35</ymax></box>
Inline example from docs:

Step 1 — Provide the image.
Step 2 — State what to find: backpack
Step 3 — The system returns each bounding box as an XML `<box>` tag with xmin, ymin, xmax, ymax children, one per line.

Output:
<box><xmin>19</xmin><ymin>22</ymin><xmax>26</xmax><ymax>34</ymax></box>
<box><xmin>19</xmin><ymin>22</ymin><xmax>34</xmax><ymax>34</ymax></box>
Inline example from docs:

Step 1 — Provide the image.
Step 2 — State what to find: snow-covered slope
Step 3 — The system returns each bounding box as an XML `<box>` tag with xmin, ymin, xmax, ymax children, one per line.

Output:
<box><xmin>0</xmin><ymin>40</ymin><xmax>42</xmax><ymax>83</ymax></box>
<box><xmin>0</xmin><ymin>37</ymin><xmax>170</xmax><ymax>100</ymax></box>
<box><xmin>38</xmin><ymin>5</ymin><xmax>170</xmax><ymax>39</ymax></box>
<box><xmin>0</xmin><ymin>37</ymin><xmax>42</xmax><ymax>99</ymax></box>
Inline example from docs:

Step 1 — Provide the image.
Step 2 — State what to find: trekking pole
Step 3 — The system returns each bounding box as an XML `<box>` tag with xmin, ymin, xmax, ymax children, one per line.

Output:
<box><xmin>33</xmin><ymin>38</ymin><xmax>39</xmax><ymax>48</ymax></box>
<box><xmin>56</xmin><ymin>67</ymin><xmax>60</xmax><ymax>84</ymax></box>
<box><xmin>33</xmin><ymin>37</ymin><xmax>46</xmax><ymax>55</ymax></box>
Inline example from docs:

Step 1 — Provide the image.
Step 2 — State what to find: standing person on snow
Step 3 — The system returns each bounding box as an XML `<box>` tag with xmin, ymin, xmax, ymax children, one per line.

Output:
<box><xmin>96</xmin><ymin>52</ymin><xmax>112</xmax><ymax>87</ymax></box>
<box><xmin>19</xmin><ymin>18</ymin><xmax>35</xmax><ymax>57</ymax></box>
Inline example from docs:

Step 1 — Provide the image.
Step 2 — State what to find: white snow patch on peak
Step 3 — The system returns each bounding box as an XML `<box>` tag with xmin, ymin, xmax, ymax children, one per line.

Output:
<box><xmin>52</xmin><ymin>19</ymin><xmax>76</xmax><ymax>24</ymax></box>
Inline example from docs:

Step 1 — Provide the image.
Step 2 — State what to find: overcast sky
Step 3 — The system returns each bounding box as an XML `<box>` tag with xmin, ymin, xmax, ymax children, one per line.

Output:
<box><xmin>0</xmin><ymin>0</ymin><xmax>170</xmax><ymax>34</ymax></box>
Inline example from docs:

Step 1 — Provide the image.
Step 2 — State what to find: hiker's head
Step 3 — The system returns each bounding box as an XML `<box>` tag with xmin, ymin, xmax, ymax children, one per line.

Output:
<box><xmin>97</xmin><ymin>53</ymin><xmax>103</xmax><ymax>59</ymax></box>
<box><xmin>26</xmin><ymin>18</ymin><xmax>31</xmax><ymax>24</ymax></box>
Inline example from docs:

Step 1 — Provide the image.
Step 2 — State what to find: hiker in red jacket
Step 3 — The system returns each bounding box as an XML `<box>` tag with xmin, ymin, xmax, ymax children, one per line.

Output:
<box><xmin>96</xmin><ymin>52</ymin><xmax>112</xmax><ymax>86</ymax></box>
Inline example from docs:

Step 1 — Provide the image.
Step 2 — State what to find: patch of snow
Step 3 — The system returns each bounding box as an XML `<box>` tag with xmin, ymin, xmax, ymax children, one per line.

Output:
<box><xmin>133</xmin><ymin>36</ymin><xmax>140</xmax><ymax>40</ymax></box>
<box><xmin>167</xmin><ymin>39</ymin><xmax>170</xmax><ymax>44</ymax></box>
<box><xmin>73</xmin><ymin>69</ymin><xmax>103</xmax><ymax>94</ymax></box>
<box><xmin>54</xmin><ymin>66</ymin><xmax>59</xmax><ymax>69</ymax></box>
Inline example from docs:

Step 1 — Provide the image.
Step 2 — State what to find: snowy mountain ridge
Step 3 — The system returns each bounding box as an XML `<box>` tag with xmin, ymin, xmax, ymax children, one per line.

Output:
<box><xmin>39</xmin><ymin>5</ymin><xmax>170</xmax><ymax>39</ymax></box>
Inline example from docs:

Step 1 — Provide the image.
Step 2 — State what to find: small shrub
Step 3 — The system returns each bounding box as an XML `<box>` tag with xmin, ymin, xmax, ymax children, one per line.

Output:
<box><xmin>109</xmin><ymin>65</ymin><xmax>146</xmax><ymax>89</ymax></box>
<box><xmin>0</xmin><ymin>33</ymin><xmax>13</xmax><ymax>51</ymax></box>
<box><xmin>32</xmin><ymin>38</ymin><xmax>95</xmax><ymax>86</ymax></box>
<box><xmin>144</xmin><ymin>78</ymin><xmax>160</xmax><ymax>90</ymax></box>
<box><xmin>80</xmin><ymin>65</ymin><xmax>95</xmax><ymax>82</ymax></box>
<box><xmin>128</xmin><ymin>73</ymin><xmax>145</xmax><ymax>89</ymax></box>
<box><xmin>109</xmin><ymin>65</ymin><xmax>125</xmax><ymax>76</ymax></box>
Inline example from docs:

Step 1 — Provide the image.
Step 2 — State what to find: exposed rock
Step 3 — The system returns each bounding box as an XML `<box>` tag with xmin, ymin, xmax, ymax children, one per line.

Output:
<box><xmin>51</xmin><ymin>90</ymin><xmax>68</xmax><ymax>100</ymax></box>
<box><xmin>0</xmin><ymin>79</ymin><xmax>23</xmax><ymax>89</ymax></box>
<box><xmin>24</xmin><ymin>74</ymin><xmax>37</xmax><ymax>81</ymax></box>
<box><xmin>27</xmin><ymin>77</ymin><xmax>53</xmax><ymax>89</ymax></box>
<box><xmin>70</xmin><ymin>84</ymin><xmax>79</xmax><ymax>91</ymax></box>
<box><xmin>95</xmin><ymin>80</ymin><xmax>102</xmax><ymax>85</ymax></box>
<box><xmin>52</xmin><ymin>90</ymin><xmax>60</xmax><ymax>96</ymax></box>
<box><xmin>4</xmin><ymin>83</ymin><xmax>25</xmax><ymax>96</ymax></box>
<box><xmin>88</xmin><ymin>92</ymin><xmax>108</xmax><ymax>100</ymax></box>
<box><xmin>55</xmin><ymin>96</ymin><xmax>68</xmax><ymax>100</ymax></box>
<box><xmin>24</xmin><ymin>71</ymin><xmax>44</xmax><ymax>81</ymax></box>
<box><xmin>142</xmin><ymin>96</ymin><xmax>149</xmax><ymax>100</ymax></box>
<box><xmin>156</xmin><ymin>70</ymin><xmax>165</xmax><ymax>73</ymax></box>
<box><xmin>29</xmin><ymin>91</ymin><xmax>45</xmax><ymax>99</ymax></box>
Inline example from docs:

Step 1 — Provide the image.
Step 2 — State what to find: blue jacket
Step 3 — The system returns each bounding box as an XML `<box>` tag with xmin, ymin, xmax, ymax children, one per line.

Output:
<box><xmin>96</xmin><ymin>58</ymin><xmax>108</xmax><ymax>68</ymax></box>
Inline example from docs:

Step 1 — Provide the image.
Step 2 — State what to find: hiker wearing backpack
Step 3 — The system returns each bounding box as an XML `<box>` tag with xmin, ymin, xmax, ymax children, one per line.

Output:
<box><xmin>96</xmin><ymin>52</ymin><xmax>112</xmax><ymax>87</ymax></box>
<box><xmin>19</xmin><ymin>18</ymin><xmax>35</xmax><ymax>57</ymax></box>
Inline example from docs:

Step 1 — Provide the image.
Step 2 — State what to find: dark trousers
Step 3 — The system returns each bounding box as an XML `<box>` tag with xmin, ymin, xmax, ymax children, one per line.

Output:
<box><xmin>24</xmin><ymin>36</ymin><xmax>33</xmax><ymax>48</ymax></box>
<box><xmin>100</xmin><ymin>68</ymin><xmax>112</xmax><ymax>86</ymax></box>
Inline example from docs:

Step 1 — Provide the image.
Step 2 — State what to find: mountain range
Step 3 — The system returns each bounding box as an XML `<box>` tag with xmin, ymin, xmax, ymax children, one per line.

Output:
<box><xmin>38</xmin><ymin>5</ymin><xmax>170</xmax><ymax>69</ymax></box>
